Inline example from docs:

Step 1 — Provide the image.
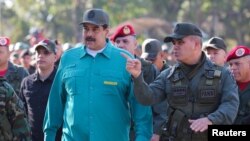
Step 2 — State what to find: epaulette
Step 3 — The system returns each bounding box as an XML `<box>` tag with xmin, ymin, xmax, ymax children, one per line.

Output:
<box><xmin>204</xmin><ymin>65</ymin><xmax>222</xmax><ymax>86</ymax></box>
<box><xmin>167</xmin><ymin>65</ymin><xmax>177</xmax><ymax>78</ymax></box>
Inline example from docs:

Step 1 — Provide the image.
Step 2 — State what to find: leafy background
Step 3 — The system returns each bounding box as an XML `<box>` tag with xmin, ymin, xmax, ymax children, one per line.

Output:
<box><xmin>0</xmin><ymin>0</ymin><xmax>249</xmax><ymax>49</ymax></box>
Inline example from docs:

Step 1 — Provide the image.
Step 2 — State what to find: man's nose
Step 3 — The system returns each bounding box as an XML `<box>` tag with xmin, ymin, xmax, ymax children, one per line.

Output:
<box><xmin>85</xmin><ymin>30</ymin><xmax>94</xmax><ymax>36</ymax></box>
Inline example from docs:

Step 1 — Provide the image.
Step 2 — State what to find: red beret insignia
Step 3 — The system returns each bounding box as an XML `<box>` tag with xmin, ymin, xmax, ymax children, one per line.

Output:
<box><xmin>0</xmin><ymin>37</ymin><xmax>10</xmax><ymax>46</ymax></box>
<box><xmin>123</xmin><ymin>26</ymin><xmax>131</xmax><ymax>35</ymax></box>
<box><xmin>110</xmin><ymin>24</ymin><xmax>136</xmax><ymax>41</ymax></box>
<box><xmin>235</xmin><ymin>48</ymin><xmax>245</xmax><ymax>57</ymax></box>
<box><xmin>226</xmin><ymin>45</ymin><xmax>250</xmax><ymax>62</ymax></box>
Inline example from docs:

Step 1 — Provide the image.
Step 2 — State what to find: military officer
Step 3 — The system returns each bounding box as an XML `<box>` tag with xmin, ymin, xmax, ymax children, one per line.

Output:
<box><xmin>203</xmin><ymin>37</ymin><xmax>228</xmax><ymax>67</ymax></box>
<box><xmin>122</xmin><ymin>22</ymin><xmax>239</xmax><ymax>141</ymax></box>
<box><xmin>111</xmin><ymin>23</ymin><xmax>154</xmax><ymax>141</ymax></box>
<box><xmin>111</xmin><ymin>24</ymin><xmax>157</xmax><ymax>84</ymax></box>
<box><xmin>227</xmin><ymin>45</ymin><xmax>250</xmax><ymax>124</ymax></box>
<box><xmin>0</xmin><ymin>37</ymin><xmax>29</xmax><ymax>94</ymax></box>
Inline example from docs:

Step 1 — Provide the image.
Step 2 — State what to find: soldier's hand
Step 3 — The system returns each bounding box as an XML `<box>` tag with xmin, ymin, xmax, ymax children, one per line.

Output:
<box><xmin>188</xmin><ymin>117</ymin><xmax>212</xmax><ymax>133</ymax></box>
<box><xmin>121</xmin><ymin>52</ymin><xmax>142</xmax><ymax>78</ymax></box>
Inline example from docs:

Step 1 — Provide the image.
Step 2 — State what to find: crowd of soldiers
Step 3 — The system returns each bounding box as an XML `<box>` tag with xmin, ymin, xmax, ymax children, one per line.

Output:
<box><xmin>0</xmin><ymin>8</ymin><xmax>249</xmax><ymax>141</ymax></box>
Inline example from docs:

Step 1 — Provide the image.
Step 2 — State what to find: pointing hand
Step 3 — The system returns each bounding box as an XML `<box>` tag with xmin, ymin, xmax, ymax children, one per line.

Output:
<box><xmin>121</xmin><ymin>52</ymin><xmax>142</xmax><ymax>78</ymax></box>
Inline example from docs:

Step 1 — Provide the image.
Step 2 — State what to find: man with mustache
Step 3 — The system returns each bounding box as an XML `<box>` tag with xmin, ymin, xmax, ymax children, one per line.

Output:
<box><xmin>43</xmin><ymin>9</ymin><xmax>152</xmax><ymax>141</ymax></box>
<box><xmin>122</xmin><ymin>22</ymin><xmax>239</xmax><ymax>141</ymax></box>
<box><xmin>227</xmin><ymin>45</ymin><xmax>250</xmax><ymax>124</ymax></box>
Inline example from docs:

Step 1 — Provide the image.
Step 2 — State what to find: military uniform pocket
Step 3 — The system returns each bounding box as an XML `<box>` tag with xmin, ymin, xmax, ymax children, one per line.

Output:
<box><xmin>97</xmin><ymin>70</ymin><xmax>123</xmax><ymax>96</ymax></box>
<box><xmin>169</xmin><ymin>86</ymin><xmax>188</xmax><ymax>106</ymax></box>
<box><xmin>64</xmin><ymin>70</ymin><xmax>88</xmax><ymax>95</ymax></box>
<box><xmin>197</xmin><ymin>86</ymin><xmax>218</xmax><ymax>105</ymax></box>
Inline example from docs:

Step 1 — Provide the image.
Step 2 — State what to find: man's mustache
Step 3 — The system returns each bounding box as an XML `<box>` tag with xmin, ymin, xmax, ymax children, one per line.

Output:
<box><xmin>85</xmin><ymin>37</ymin><xmax>96</xmax><ymax>42</ymax></box>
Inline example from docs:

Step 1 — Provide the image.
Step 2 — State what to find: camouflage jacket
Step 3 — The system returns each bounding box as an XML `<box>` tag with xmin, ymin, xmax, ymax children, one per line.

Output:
<box><xmin>0</xmin><ymin>77</ymin><xmax>31</xmax><ymax>141</ymax></box>
<box><xmin>5</xmin><ymin>62</ymin><xmax>29</xmax><ymax>95</ymax></box>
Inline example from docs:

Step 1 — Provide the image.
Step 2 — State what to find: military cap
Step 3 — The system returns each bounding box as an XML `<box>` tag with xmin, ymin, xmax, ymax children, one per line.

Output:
<box><xmin>164</xmin><ymin>22</ymin><xmax>202</xmax><ymax>43</ymax></box>
<box><xmin>20</xmin><ymin>49</ymin><xmax>31</xmax><ymax>58</ymax></box>
<box><xmin>0</xmin><ymin>37</ymin><xmax>10</xmax><ymax>47</ymax></box>
<box><xmin>203</xmin><ymin>37</ymin><xmax>227</xmax><ymax>51</ymax></box>
<box><xmin>141</xmin><ymin>38</ymin><xmax>162</xmax><ymax>61</ymax></box>
<box><xmin>80</xmin><ymin>8</ymin><xmax>109</xmax><ymax>26</ymax></box>
<box><xmin>110</xmin><ymin>24</ymin><xmax>136</xmax><ymax>41</ymax></box>
<box><xmin>10</xmin><ymin>52</ymin><xmax>19</xmax><ymax>59</ymax></box>
<box><xmin>34</xmin><ymin>39</ymin><xmax>57</xmax><ymax>54</ymax></box>
<box><xmin>226</xmin><ymin>45</ymin><xmax>250</xmax><ymax>62</ymax></box>
<box><xmin>14</xmin><ymin>42</ymin><xmax>29</xmax><ymax>51</ymax></box>
<box><xmin>162</xmin><ymin>44</ymin><xmax>173</xmax><ymax>54</ymax></box>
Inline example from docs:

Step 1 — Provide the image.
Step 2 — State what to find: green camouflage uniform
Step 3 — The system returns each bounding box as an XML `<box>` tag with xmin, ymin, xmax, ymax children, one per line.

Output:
<box><xmin>5</xmin><ymin>61</ymin><xmax>29</xmax><ymax>94</ymax></box>
<box><xmin>0</xmin><ymin>77</ymin><xmax>31</xmax><ymax>141</ymax></box>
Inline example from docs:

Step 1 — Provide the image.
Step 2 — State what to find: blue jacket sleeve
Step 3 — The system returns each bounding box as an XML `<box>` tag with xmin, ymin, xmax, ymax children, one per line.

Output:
<box><xmin>43</xmin><ymin>65</ymin><xmax>65</xmax><ymax>141</ymax></box>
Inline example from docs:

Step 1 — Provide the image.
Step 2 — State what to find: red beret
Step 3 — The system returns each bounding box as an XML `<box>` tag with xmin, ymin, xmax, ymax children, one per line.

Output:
<box><xmin>0</xmin><ymin>37</ymin><xmax>10</xmax><ymax>47</ymax></box>
<box><xmin>110</xmin><ymin>24</ymin><xmax>136</xmax><ymax>41</ymax></box>
<box><xmin>226</xmin><ymin>45</ymin><xmax>250</xmax><ymax>62</ymax></box>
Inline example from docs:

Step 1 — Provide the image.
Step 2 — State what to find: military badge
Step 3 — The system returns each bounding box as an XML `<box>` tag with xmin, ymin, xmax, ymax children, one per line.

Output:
<box><xmin>235</xmin><ymin>48</ymin><xmax>245</xmax><ymax>57</ymax></box>
<box><xmin>123</xmin><ymin>26</ymin><xmax>131</xmax><ymax>35</ymax></box>
<box><xmin>0</xmin><ymin>38</ymin><xmax>8</xmax><ymax>46</ymax></box>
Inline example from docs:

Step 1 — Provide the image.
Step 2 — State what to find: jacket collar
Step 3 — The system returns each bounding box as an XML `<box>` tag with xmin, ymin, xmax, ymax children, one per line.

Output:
<box><xmin>80</xmin><ymin>38</ymin><xmax>112</xmax><ymax>59</ymax></box>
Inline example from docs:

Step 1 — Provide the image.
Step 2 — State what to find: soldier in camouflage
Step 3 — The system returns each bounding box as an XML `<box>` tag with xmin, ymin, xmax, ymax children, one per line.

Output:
<box><xmin>0</xmin><ymin>76</ymin><xmax>31</xmax><ymax>141</ymax></box>
<box><xmin>0</xmin><ymin>37</ymin><xmax>29</xmax><ymax>95</ymax></box>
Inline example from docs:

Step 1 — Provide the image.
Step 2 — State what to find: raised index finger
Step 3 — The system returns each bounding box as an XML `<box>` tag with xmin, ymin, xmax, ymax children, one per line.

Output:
<box><xmin>120</xmin><ymin>52</ymin><xmax>132</xmax><ymax>60</ymax></box>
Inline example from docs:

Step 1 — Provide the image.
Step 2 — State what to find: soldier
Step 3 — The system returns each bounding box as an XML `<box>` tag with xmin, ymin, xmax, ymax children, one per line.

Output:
<box><xmin>141</xmin><ymin>38</ymin><xmax>169</xmax><ymax>74</ymax></box>
<box><xmin>111</xmin><ymin>24</ymin><xmax>154</xmax><ymax>141</ymax></box>
<box><xmin>122</xmin><ymin>22</ymin><xmax>239</xmax><ymax>141</ymax></box>
<box><xmin>0</xmin><ymin>76</ymin><xmax>31</xmax><ymax>141</ymax></box>
<box><xmin>0</xmin><ymin>37</ymin><xmax>29</xmax><ymax>94</ymax></box>
<box><xmin>161</xmin><ymin>44</ymin><xmax>176</xmax><ymax>66</ymax></box>
<box><xmin>203</xmin><ymin>37</ymin><xmax>227</xmax><ymax>67</ymax></box>
<box><xmin>19</xmin><ymin>49</ymin><xmax>36</xmax><ymax>74</ymax></box>
<box><xmin>140</xmin><ymin>38</ymin><xmax>170</xmax><ymax>141</ymax></box>
<box><xmin>111</xmin><ymin>24</ymin><xmax>157</xmax><ymax>84</ymax></box>
<box><xmin>226</xmin><ymin>45</ymin><xmax>250</xmax><ymax>124</ymax></box>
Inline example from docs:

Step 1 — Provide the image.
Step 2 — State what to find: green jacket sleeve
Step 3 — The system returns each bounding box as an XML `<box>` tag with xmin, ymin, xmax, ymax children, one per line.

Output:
<box><xmin>43</xmin><ymin>65</ymin><xmax>64</xmax><ymax>141</ymax></box>
<box><xmin>129</xmin><ymin>81</ymin><xmax>153</xmax><ymax>141</ymax></box>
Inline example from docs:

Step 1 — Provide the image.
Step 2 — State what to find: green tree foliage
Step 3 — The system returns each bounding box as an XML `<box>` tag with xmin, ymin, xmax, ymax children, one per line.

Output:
<box><xmin>0</xmin><ymin>0</ymin><xmax>249</xmax><ymax>47</ymax></box>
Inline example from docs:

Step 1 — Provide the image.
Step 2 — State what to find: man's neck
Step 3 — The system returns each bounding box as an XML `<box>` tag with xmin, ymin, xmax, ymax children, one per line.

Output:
<box><xmin>154</xmin><ymin>60</ymin><xmax>164</xmax><ymax>71</ymax></box>
<box><xmin>186</xmin><ymin>52</ymin><xmax>202</xmax><ymax>65</ymax></box>
<box><xmin>38</xmin><ymin>66</ymin><xmax>54</xmax><ymax>81</ymax></box>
